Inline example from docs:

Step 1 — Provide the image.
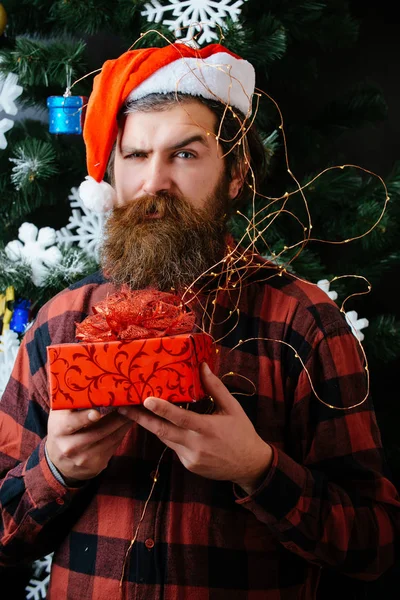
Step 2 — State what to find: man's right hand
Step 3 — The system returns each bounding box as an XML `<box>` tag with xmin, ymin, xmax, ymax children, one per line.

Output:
<box><xmin>46</xmin><ymin>408</ymin><xmax>132</xmax><ymax>485</ymax></box>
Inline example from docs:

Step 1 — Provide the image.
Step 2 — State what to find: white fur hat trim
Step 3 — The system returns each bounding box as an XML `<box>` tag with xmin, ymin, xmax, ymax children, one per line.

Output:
<box><xmin>128</xmin><ymin>52</ymin><xmax>255</xmax><ymax>116</ymax></box>
<box><xmin>78</xmin><ymin>176</ymin><xmax>116</xmax><ymax>213</ymax></box>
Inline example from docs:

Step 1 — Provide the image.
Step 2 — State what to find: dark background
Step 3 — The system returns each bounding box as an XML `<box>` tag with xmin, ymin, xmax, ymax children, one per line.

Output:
<box><xmin>345</xmin><ymin>2</ymin><xmax>399</xmax><ymax>176</ymax></box>
<box><xmin>313</xmin><ymin>5</ymin><xmax>400</xmax><ymax>596</ymax></box>
<box><xmin>345</xmin><ymin>0</ymin><xmax>400</xmax><ymax>480</ymax></box>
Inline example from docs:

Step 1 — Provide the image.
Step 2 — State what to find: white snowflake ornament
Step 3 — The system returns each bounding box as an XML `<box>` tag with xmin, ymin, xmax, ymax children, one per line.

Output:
<box><xmin>25</xmin><ymin>575</ymin><xmax>50</xmax><ymax>600</ymax></box>
<box><xmin>57</xmin><ymin>186</ymin><xmax>105</xmax><ymax>262</ymax></box>
<box><xmin>0</xmin><ymin>329</ymin><xmax>20</xmax><ymax>398</ymax></box>
<box><xmin>141</xmin><ymin>0</ymin><xmax>247</xmax><ymax>46</ymax></box>
<box><xmin>317</xmin><ymin>279</ymin><xmax>338</xmax><ymax>301</ymax></box>
<box><xmin>175</xmin><ymin>31</ymin><xmax>201</xmax><ymax>48</ymax></box>
<box><xmin>5</xmin><ymin>223</ymin><xmax>63</xmax><ymax>286</ymax></box>
<box><xmin>0</xmin><ymin>72</ymin><xmax>23</xmax><ymax>115</ymax></box>
<box><xmin>26</xmin><ymin>553</ymin><xmax>53</xmax><ymax>600</ymax></box>
<box><xmin>0</xmin><ymin>117</ymin><xmax>14</xmax><ymax>149</ymax></box>
<box><xmin>345</xmin><ymin>310</ymin><xmax>369</xmax><ymax>342</ymax></box>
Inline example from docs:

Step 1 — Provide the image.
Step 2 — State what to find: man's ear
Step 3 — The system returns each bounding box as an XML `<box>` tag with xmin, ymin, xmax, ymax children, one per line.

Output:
<box><xmin>228</xmin><ymin>161</ymin><xmax>250</xmax><ymax>200</ymax></box>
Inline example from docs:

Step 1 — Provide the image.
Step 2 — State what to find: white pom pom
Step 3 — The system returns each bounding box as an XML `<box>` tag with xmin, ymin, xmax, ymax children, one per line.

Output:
<box><xmin>78</xmin><ymin>176</ymin><xmax>116</xmax><ymax>213</ymax></box>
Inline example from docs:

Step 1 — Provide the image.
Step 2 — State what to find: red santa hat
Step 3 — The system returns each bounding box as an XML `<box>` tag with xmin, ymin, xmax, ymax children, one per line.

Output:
<box><xmin>78</xmin><ymin>42</ymin><xmax>256</xmax><ymax>212</ymax></box>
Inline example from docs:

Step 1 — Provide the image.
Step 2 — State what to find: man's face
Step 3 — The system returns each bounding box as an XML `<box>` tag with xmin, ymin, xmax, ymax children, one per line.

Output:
<box><xmin>100</xmin><ymin>100</ymin><xmax>242</xmax><ymax>292</ymax></box>
<box><xmin>113</xmin><ymin>99</ymin><xmax>241</xmax><ymax>210</ymax></box>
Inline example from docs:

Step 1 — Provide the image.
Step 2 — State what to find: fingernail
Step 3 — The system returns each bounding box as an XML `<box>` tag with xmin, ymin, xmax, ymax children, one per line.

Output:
<box><xmin>88</xmin><ymin>410</ymin><xmax>101</xmax><ymax>422</ymax></box>
<box><xmin>203</xmin><ymin>362</ymin><xmax>211</xmax><ymax>375</ymax></box>
<box><xmin>144</xmin><ymin>398</ymin><xmax>155</xmax><ymax>410</ymax></box>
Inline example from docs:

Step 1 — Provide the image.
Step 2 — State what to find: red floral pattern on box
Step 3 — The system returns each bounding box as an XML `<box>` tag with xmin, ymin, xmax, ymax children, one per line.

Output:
<box><xmin>47</xmin><ymin>333</ymin><xmax>215</xmax><ymax>409</ymax></box>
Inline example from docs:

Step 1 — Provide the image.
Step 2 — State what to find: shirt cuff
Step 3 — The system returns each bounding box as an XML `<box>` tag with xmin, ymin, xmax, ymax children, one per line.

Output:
<box><xmin>44</xmin><ymin>443</ymin><xmax>69</xmax><ymax>486</ymax></box>
<box><xmin>44</xmin><ymin>444</ymin><xmax>86</xmax><ymax>488</ymax></box>
<box><xmin>233</xmin><ymin>443</ymin><xmax>279</xmax><ymax>500</ymax></box>
<box><xmin>234</xmin><ymin>444</ymin><xmax>311</xmax><ymax>531</ymax></box>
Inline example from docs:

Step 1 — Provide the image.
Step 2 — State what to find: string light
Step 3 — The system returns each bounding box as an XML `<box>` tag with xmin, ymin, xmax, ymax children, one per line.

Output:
<box><xmin>67</xmin><ymin>31</ymin><xmax>390</xmax><ymax>586</ymax></box>
<box><xmin>120</xmin><ymin>446</ymin><xmax>168</xmax><ymax>589</ymax></box>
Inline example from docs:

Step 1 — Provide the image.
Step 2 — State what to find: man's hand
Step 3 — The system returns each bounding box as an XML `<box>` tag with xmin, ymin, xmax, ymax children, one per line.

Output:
<box><xmin>118</xmin><ymin>363</ymin><xmax>273</xmax><ymax>494</ymax></box>
<box><xmin>46</xmin><ymin>408</ymin><xmax>132</xmax><ymax>485</ymax></box>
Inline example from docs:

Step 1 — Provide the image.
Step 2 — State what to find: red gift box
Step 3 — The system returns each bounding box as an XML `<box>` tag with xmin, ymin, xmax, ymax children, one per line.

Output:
<box><xmin>47</xmin><ymin>332</ymin><xmax>215</xmax><ymax>410</ymax></box>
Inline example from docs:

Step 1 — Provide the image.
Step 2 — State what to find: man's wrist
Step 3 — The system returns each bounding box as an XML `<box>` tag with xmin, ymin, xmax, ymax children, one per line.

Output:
<box><xmin>45</xmin><ymin>443</ymin><xmax>84</xmax><ymax>488</ymax></box>
<box><xmin>235</xmin><ymin>442</ymin><xmax>273</xmax><ymax>496</ymax></box>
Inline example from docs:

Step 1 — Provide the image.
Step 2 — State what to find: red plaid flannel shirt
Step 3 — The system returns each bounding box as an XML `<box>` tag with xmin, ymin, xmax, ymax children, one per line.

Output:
<box><xmin>1</xmin><ymin>261</ymin><xmax>399</xmax><ymax>599</ymax></box>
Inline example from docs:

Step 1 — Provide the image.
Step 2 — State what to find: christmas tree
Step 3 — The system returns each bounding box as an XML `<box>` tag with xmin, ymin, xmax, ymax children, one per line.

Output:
<box><xmin>0</xmin><ymin>1</ymin><xmax>399</xmax><ymax>597</ymax></box>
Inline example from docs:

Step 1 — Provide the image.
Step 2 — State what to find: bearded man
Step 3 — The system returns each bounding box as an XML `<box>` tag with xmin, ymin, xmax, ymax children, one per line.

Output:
<box><xmin>0</xmin><ymin>42</ymin><xmax>399</xmax><ymax>600</ymax></box>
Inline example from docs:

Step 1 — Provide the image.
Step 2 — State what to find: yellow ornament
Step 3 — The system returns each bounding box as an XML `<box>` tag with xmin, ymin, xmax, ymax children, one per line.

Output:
<box><xmin>0</xmin><ymin>286</ymin><xmax>14</xmax><ymax>335</ymax></box>
<box><xmin>0</xmin><ymin>3</ymin><xmax>7</xmax><ymax>36</ymax></box>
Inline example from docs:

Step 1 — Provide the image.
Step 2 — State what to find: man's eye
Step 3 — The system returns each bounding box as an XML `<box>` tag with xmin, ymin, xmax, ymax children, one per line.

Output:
<box><xmin>175</xmin><ymin>151</ymin><xmax>195</xmax><ymax>159</ymax></box>
<box><xmin>125</xmin><ymin>153</ymin><xmax>145</xmax><ymax>159</ymax></box>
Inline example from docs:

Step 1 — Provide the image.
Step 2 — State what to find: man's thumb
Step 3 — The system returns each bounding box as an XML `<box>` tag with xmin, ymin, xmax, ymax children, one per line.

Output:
<box><xmin>200</xmin><ymin>362</ymin><xmax>238</xmax><ymax>413</ymax></box>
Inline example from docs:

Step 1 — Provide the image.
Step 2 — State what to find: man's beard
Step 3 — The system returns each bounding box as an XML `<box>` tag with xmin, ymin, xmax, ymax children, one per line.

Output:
<box><xmin>100</xmin><ymin>180</ymin><xmax>231</xmax><ymax>292</ymax></box>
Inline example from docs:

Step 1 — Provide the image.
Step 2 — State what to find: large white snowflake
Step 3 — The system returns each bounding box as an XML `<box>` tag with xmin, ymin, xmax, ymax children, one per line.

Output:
<box><xmin>0</xmin><ymin>71</ymin><xmax>23</xmax><ymax>149</ymax></box>
<box><xmin>25</xmin><ymin>553</ymin><xmax>53</xmax><ymax>600</ymax></box>
<box><xmin>4</xmin><ymin>223</ymin><xmax>63</xmax><ymax>287</ymax></box>
<box><xmin>345</xmin><ymin>310</ymin><xmax>369</xmax><ymax>342</ymax></box>
<box><xmin>317</xmin><ymin>279</ymin><xmax>338</xmax><ymax>301</ymax></box>
<box><xmin>0</xmin><ymin>72</ymin><xmax>23</xmax><ymax>115</ymax></box>
<box><xmin>0</xmin><ymin>329</ymin><xmax>20</xmax><ymax>398</ymax></box>
<box><xmin>141</xmin><ymin>0</ymin><xmax>246</xmax><ymax>46</ymax></box>
<box><xmin>57</xmin><ymin>186</ymin><xmax>105</xmax><ymax>262</ymax></box>
<box><xmin>316</xmin><ymin>279</ymin><xmax>369</xmax><ymax>341</ymax></box>
<box><xmin>0</xmin><ymin>117</ymin><xmax>13</xmax><ymax>149</ymax></box>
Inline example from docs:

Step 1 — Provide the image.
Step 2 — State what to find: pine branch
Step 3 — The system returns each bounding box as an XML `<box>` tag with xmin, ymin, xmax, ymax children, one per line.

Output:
<box><xmin>385</xmin><ymin>160</ymin><xmax>400</xmax><ymax>211</ymax></box>
<box><xmin>50</xmin><ymin>0</ymin><xmax>114</xmax><ymax>35</ymax></box>
<box><xmin>122</xmin><ymin>22</ymin><xmax>175</xmax><ymax>50</ymax></box>
<box><xmin>261</xmin><ymin>129</ymin><xmax>281</xmax><ymax>170</ymax></box>
<box><xmin>222</xmin><ymin>16</ymin><xmax>287</xmax><ymax>71</ymax></box>
<box><xmin>302</xmin><ymin>166</ymin><xmax>363</xmax><ymax>210</ymax></box>
<box><xmin>0</xmin><ymin>36</ymin><xmax>87</xmax><ymax>98</ymax></box>
<box><xmin>9</xmin><ymin>139</ymin><xmax>58</xmax><ymax>191</ymax></box>
<box><xmin>243</xmin><ymin>0</ymin><xmax>326</xmax><ymax>29</ymax></box>
<box><xmin>34</xmin><ymin>247</ymin><xmax>98</xmax><ymax>307</ymax></box>
<box><xmin>288</xmin><ymin>166</ymin><xmax>394</xmax><ymax>257</ymax></box>
<box><xmin>0</xmin><ymin>247</ymin><xmax>98</xmax><ymax>311</ymax></box>
<box><xmin>0</xmin><ymin>117</ymin><xmax>86</xmax><ymax>233</ymax></box>
<box><xmin>1</xmin><ymin>0</ymin><xmax>56</xmax><ymax>37</ymax></box>
<box><xmin>316</xmin><ymin>82</ymin><xmax>388</xmax><ymax>134</ymax></box>
<box><xmin>355</xmin><ymin>253</ymin><xmax>400</xmax><ymax>288</ymax></box>
<box><xmin>243</xmin><ymin>1</ymin><xmax>358</xmax><ymax>49</ymax></box>
<box><xmin>49</xmin><ymin>0</ymin><xmax>142</xmax><ymax>36</ymax></box>
<box><xmin>299</xmin><ymin>10</ymin><xmax>359</xmax><ymax>49</ymax></box>
<box><xmin>363</xmin><ymin>315</ymin><xmax>400</xmax><ymax>364</ymax></box>
<box><xmin>0</xmin><ymin>250</ymin><xmax>36</xmax><ymax>300</ymax></box>
<box><xmin>272</xmin><ymin>246</ymin><xmax>334</xmax><ymax>283</ymax></box>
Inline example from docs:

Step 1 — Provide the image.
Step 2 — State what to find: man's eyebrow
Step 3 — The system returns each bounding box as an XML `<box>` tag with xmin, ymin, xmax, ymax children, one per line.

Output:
<box><xmin>167</xmin><ymin>134</ymin><xmax>210</xmax><ymax>151</ymax></box>
<box><xmin>120</xmin><ymin>134</ymin><xmax>211</xmax><ymax>156</ymax></box>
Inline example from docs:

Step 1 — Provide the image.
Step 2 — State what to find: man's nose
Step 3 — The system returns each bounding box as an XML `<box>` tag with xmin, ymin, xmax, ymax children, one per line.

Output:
<box><xmin>142</xmin><ymin>157</ymin><xmax>172</xmax><ymax>196</ymax></box>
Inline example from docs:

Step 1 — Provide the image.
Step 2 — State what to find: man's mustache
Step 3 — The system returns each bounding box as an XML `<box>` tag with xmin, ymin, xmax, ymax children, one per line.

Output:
<box><xmin>114</xmin><ymin>193</ymin><xmax>184</xmax><ymax>222</ymax></box>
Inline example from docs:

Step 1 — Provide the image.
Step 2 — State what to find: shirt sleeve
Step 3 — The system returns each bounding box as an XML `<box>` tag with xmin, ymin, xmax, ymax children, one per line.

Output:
<box><xmin>235</xmin><ymin>321</ymin><xmax>400</xmax><ymax>581</ymax></box>
<box><xmin>0</xmin><ymin>321</ymin><xmax>84</xmax><ymax>567</ymax></box>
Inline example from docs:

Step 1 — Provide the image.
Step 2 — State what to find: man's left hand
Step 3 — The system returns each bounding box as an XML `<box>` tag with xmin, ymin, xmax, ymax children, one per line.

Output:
<box><xmin>118</xmin><ymin>362</ymin><xmax>272</xmax><ymax>494</ymax></box>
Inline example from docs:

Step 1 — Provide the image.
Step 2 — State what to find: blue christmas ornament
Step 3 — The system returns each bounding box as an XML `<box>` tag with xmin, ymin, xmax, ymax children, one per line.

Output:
<box><xmin>9</xmin><ymin>298</ymin><xmax>31</xmax><ymax>334</ymax></box>
<box><xmin>47</xmin><ymin>94</ymin><xmax>87</xmax><ymax>134</ymax></box>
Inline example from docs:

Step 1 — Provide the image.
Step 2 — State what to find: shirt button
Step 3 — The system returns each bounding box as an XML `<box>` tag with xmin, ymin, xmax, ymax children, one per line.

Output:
<box><xmin>145</xmin><ymin>538</ymin><xmax>155</xmax><ymax>549</ymax></box>
<box><xmin>56</xmin><ymin>497</ymin><xmax>64</xmax><ymax>505</ymax></box>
